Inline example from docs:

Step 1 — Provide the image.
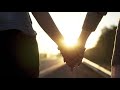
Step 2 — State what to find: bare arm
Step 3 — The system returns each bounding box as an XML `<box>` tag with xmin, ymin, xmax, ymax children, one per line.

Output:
<box><xmin>78</xmin><ymin>12</ymin><xmax>107</xmax><ymax>47</ymax></box>
<box><xmin>32</xmin><ymin>12</ymin><xmax>64</xmax><ymax>47</ymax></box>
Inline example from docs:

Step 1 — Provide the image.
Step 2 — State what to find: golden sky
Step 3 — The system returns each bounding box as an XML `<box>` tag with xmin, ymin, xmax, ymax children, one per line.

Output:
<box><xmin>29</xmin><ymin>12</ymin><xmax>120</xmax><ymax>54</ymax></box>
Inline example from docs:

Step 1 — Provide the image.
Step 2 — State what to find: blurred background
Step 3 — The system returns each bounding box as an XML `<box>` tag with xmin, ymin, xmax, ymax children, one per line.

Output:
<box><xmin>29</xmin><ymin>12</ymin><xmax>120</xmax><ymax>78</ymax></box>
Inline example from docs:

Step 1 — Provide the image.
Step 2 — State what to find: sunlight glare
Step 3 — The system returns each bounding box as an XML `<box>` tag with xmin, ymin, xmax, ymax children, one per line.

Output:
<box><xmin>85</xmin><ymin>31</ymin><xmax>101</xmax><ymax>49</ymax></box>
<box><xmin>49</xmin><ymin>12</ymin><xmax>87</xmax><ymax>48</ymax></box>
<box><xmin>29</xmin><ymin>12</ymin><xmax>120</xmax><ymax>54</ymax></box>
<box><xmin>64</xmin><ymin>38</ymin><xmax>78</xmax><ymax>47</ymax></box>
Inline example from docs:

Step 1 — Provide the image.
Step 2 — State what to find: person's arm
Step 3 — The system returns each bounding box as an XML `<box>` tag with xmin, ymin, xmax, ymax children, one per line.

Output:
<box><xmin>32</xmin><ymin>12</ymin><xmax>64</xmax><ymax>47</ymax></box>
<box><xmin>78</xmin><ymin>12</ymin><xmax>107</xmax><ymax>48</ymax></box>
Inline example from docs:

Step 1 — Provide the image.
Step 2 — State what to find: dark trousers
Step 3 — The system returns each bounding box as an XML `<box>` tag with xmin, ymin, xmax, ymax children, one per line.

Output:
<box><xmin>111</xmin><ymin>20</ymin><xmax>120</xmax><ymax>78</ymax></box>
<box><xmin>0</xmin><ymin>30</ymin><xmax>39</xmax><ymax>78</ymax></box>
<box><xmin>112</xmin><ymin>21</ymin><xmax>120</xmax><ymax>66</ymax></box>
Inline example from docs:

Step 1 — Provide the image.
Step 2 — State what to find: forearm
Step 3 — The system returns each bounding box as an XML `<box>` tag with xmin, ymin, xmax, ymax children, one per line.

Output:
<box><xmin>32</xmin><ymin>12</ymin><xmax>64</xmax><ymax>46</ymax></box>
<box><xmin>78</xmin><ymin>12</ymin><xmax>107</xmax><ymax>47</ymax></box>
<box><xmin>78</xmin><ymin>30</ymin><xmax>92</xmax><ymax>48</ymax></box>
<box><xmin>82</xmin><ymin>12</ymin><xmax>107</xmax><ymax>32</ymax></box>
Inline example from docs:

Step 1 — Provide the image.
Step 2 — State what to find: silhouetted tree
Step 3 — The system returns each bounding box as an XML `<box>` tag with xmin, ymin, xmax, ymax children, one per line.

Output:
<box><xmin>85</xmin><ymin>25</ymin><xmax>117</xmax><ymax>68</ymax></box>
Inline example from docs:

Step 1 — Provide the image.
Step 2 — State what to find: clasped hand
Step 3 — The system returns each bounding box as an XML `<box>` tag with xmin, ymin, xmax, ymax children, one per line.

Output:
<box><xmin>58</xmin><ymin>44</ymin><xmax>86</xmax><ymax>71</ymax></box>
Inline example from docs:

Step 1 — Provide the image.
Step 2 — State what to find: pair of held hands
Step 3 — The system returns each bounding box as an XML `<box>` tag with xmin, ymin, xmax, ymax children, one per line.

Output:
<box><xmin>58</xmin><ymin>43</ymin><xmax>86</xmax><ymax>71</ymax></box>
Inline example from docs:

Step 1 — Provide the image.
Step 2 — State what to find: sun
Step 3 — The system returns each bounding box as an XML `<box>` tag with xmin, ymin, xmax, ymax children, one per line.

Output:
<box><xmin>63</xmin><ymin>38</ymin><xmax>78</xmax><ymax>47</ymax></box>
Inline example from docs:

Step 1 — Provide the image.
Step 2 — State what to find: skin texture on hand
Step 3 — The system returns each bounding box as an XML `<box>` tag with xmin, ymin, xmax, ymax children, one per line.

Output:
<box><xmin>58</xmin><ymin>44</ymin><xmax>86</xmax><ymax>71</ymax></box>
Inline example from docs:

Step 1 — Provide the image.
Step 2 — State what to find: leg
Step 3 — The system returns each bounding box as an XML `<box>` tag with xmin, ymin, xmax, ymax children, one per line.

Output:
<box><xmin>0</xmin><ymin>30</ymin><xmax>19</xmax><ymax>77</ymax></box>
<box><xmin>0</xmin><ymin>30</ymin><xmax>39</xmax><ymax>78</ymax></box>
<box><xmin>111</xmin><ymin>20</ymin><xmax>120</xmax><ymax>78</ymax></box>
<box><xmin>14</xmin><ymin>30</ymin><xmax>39</xmax><ymax>78</ymax></box>
<box><xmin>111</xmin><ymin>65</ymin><xmax>120</xmax><ymax>78</ymax></box>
